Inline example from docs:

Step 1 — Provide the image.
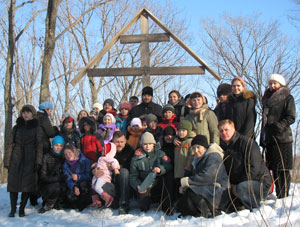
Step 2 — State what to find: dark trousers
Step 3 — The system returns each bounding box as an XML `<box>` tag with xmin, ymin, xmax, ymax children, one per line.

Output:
<box><xmin>66</xmin><ymin>181</ymin><xmax>91</xmax><ymax>211</ymax></box>
<box><xmin>273</xmin><ymin>170</ymin><xmax>291</xmax><ymax>198</ymax></box>
<box><xmin>10</xmin><ymin>192</ymin><xmax>29</xmax><ymax>212</ymax></box>
<box><xmin>114</xmin><ymin>168</ymin><xmax>130</xmax><ymax>206</ymax></box>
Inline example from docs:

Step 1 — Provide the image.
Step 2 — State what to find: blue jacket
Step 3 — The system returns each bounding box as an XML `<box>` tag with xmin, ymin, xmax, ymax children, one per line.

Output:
<box><xmin>62</xmin><ymin>153</ymin><xmax>91</xmax><ymax>190</ymax></box>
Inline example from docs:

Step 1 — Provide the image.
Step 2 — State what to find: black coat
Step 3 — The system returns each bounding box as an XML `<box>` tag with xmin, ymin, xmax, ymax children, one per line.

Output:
<box><xmin>114</xmin><ymin>143</ymin><xmax>135</xmax><ymax>170</ymax></box>
<box><xmin>37</xmin><ymin>112</ymin><xmax>59</xmax><ymax>153</ymax></box>
<box><xmin>40</xmin><ymin>151</ymin><xmax>64</xmax><ymax>185</ymax></box>
<box><xmin>59</xmin><ymin>128</ymin><xmax>81</xmax><ymax>149</ymax></box>
<box><xmin>4</xmin><ymin>117</ymin><xmax>43</xmax><ymax>192</ymax></box>
<box><xmin>220</xmin><ymin>132</ymin><xmax>271</xmax><ymax>189</ymax></box>
<box><xmin>130</xmin><ymin>101</ymin><xmax>163</xmax><ymax>121</ymax></box>
<box><xmin>226</xmin><ymin>90</ymin><xmax>256</xmax><ymax>137</ymax></box>
<box><xmin>170</xmin><ymin>98</ymin><xmax>186</xmax><ymax>122</ymax></box>
<box><xmin>213</xmin><ymin>102</ymin><xmax>231</xmax><ymax>122</ymax></box>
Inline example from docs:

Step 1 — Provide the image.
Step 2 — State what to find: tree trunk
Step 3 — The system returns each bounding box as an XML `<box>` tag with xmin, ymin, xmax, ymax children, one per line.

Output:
<box><xmin>39</xmin><ymin>0</ymin><xmax>62</xmax><ymax>103</ymax></box>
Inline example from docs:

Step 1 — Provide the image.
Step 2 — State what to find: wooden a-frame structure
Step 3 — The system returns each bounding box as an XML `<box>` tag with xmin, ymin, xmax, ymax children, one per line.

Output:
<box><xmin>70</xmin><ymin>8</ymin><xmax>220</xmax><ymax>87</ymax></box>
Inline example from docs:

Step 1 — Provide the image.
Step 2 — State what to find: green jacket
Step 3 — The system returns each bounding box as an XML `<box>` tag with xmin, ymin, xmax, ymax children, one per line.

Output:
<box><xmin>129</xmin><ymin>147</ymin><xmax>172</xmax><ymax>191</ymax></box>
<box><xmin>174</xmin><ymin>136</ymin><xmax>193</xmax><ymax>179</ymax></box>
<box><xmin>184</xmin><ymin>104</ymin><xmax>220</xmax><ymax>144</ymax></box>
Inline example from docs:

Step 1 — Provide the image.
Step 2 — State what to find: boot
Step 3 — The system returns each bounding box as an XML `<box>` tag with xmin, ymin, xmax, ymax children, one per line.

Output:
<box><xmin>89</xmin><ymin>194</ymin><xmax>102</xmax><ymax>208</ymax></box>
<box><xmin>19</xmin><ymin>193</ymin><xmax>29</xmax><ymax>217</ymax></box>
<box><xmin>29</xmin><ymin>193</ymin><xmax>39</xmax><ymax>206</ymax></box>
<box><xmin>38</xmin><ymin>198</ymin><xmax>57</xmax><ymax>213</ymax></box>
<box><xmin>8</xmin><ymin>192</ymin><xmax>18</xmax><ymax>217</ymax></box>
<box><xmin>100</xmin><ymin>191</ymin><xmax>114</xmax><ymax>207</ymax></box>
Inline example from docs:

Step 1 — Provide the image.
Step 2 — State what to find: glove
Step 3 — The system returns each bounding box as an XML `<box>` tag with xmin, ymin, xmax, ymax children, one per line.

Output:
<box><xmin>180</xmin><ymin>177</ymin><xmax>190</xmax><ymax>188</ymax></box>
<box><xmin>34</xmin><ymin>164</ymin><xmax>41</xmax><ymax>172</ymax></box>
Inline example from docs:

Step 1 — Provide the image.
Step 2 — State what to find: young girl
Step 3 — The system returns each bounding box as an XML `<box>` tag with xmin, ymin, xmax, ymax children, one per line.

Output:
<box><xmin>157</xmin><ymin>104</ymin><xmax>178</xmax><ymax>130</ymax></box>
<box><xmin>59</xmin><ymin>115</ymin><xmax>81</xmax><ymax>149</ymax></box>
<box><xmin>63</xmin><ymin>144</ymin><xmax>92</xmax><ymax>211</ymax></box>
<box><xmin>97</xmin><ymin>113</ymin><xmax>117</xmax><ymax>144</ymax></box>
<box><xmin>116</xmin><ymin>101</ymin><xmax>131</xmax><ymax>133</ymax></box>
<box><xmin>4</xmin><ymin>105</ymin><xmax>43</xmax><ymax>217</ymax></box>
<box><xmin>91</xmin><ymin>142</ymin><xmax>120</xmax><ymax>207</ymax></box>
<box><xmin>39</xmin><ymin>136</ymin><xmax>65</xmax><ymax>213</ymax></box>
<box><xmin>127</xmin><ymin>118</ymin><xmax>145</xmax><ymax>149</ymax></box>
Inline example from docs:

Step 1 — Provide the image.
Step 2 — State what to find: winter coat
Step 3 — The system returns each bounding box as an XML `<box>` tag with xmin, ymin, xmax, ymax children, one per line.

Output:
<box><xmin>97</xmin><ymin>123</ymin><xmax>116</xmax><ymax>144</ymax></box>
<box><xmin>129</xmin><ymin>147</ymin><xmax>172</xmax><ymax>191</ymax></box>
<box><xmin>127</xmin><ymin>126</ymin><xmax>145</xmax><ymax>149</ymax></box>
<box><xmin>114</xmin><ymin>143</ymin><xmax>135</xmax><ymax>170</ymax></box>
<box><xmin>161</xmin><ymin>142</ymin><xmax>175</xmax><ymax>166</ymax></box>
<box><xmin>62</xmin><ymin>153</ymin><xmax>92</xmax><ymax>190</ymax></box>
<box><xmin>220</xmin><ymin>132</ymin><xmax>272</xmax><ymax>189</ymax></box>
<box><xmin>92</xmin><ymin>143</ymin><xmax>120</xmax><ymax>184</ymax></box>
<box><xmin>169</xmin><ymin>98</ymin><xmax>186</xmax><ymax>122</ymax></box>
<box><xmin>37</xmin><ymin>111</ymin><xmax>59</xmax><ymax>153</ymax></box>
<box><xmin>40</xmin><ymin>151</ymin><xmax>64</xmax><ymax>185</ymax></box>
<box><xmin>130</xmin><ymin>101</ymin><xmax>163</xmax><ymax>121</ymax></box>
<box><xmin>213</xmin><ymin>102</ymin><xmax>231</xmax><ymax>122</ymax></box>
<box><xmin>116</xmin><ymin>115</ymin><xmax>129</xmax><ymax>133</ymax></box>
<box><xmin>184</xmin><ymin>104</ymin><xmax>220</xmax><ymax>144</ymax></box>
<box><xmin>183</xmin><ymin>143</ymin><xmax>229</xmax><ymax>210</ymax></box>
<box><xmin>174</xmin><ymin>136</ymin><xmax>193</xmax><ymax>179</ymax></box>
<box><xmin>4</xmin><ymin>117</ymin><xmax>43</xmax><ymax>192</ymax></box>
<box><xmin>157</xmin><ymin>114</ymin><xmax>178</xmax><ymax>130</ymax></box>
<box><xmin>226</xmin><ymin>90</ymin><xmax>256</xmax><ymax>137</ymax></box>
<box><xmin>59</xmin><ymin>128</ymin><xmax>81</xmax><ymax>149</ymax></box>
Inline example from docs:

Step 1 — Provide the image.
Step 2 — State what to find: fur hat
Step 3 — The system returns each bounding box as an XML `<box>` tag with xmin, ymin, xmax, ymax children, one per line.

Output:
<box><xmin>104</xmin><ymin>99</ymin><xmax>114</xmax><ymax>108</ymax></box>
<box><xmin>21</xmin><ymin>104</ymin><xmax>37</xmax><ymax>118</ymax></box>
<box><xmin>178</xmin><ymin>120</ymin><xmax>192</xmax><ymax>132</ymax></box>
<box><xmin>268</xmin><ymin>74</ymin><xmax>286</xmax><ymax>86</ymax></box>
<box><xmin>146</xmin><ymin>114</ymin><xmax>158</xmax><ymax>125</ymax></box>
<box><xmin>162</xmin><ymin>104</ymin><xmax>175</xmax><ymax>114</ymax></box>
<box><xmin>163</xmin><ymin>126</ymin><xmax>176</xmax><ymax>136</ymax></box>
<box><xmin>104</xmin><ymin>113</ymin><xmax>116</xmax><ymax>124</ymax></box>
<box><xmin>191</xmin><ymin>135</ymin><xmax>209</xmax><ymax>148</ymax></box>
<box><xmin>232</xmin><ymin>76</ymin><xmax>246</xmax><ymax>87</ymax></box>
<box><xmin>119</xmin><ymin>101</ymin><xmax>132</xmax><ymax>111</ymax></box>
<box><xmin>130</xmin><ymin>117</ymin><xmax>142</xmax><ymax>128</ymax></box>
<box><xmin>93</xmin><ymin>103</ymin><xmax>103</xmax><ymax>111</ymax></box>
<box><xmin>140</xmin><ymin>132</ymin><xmax>156</xmax><ymax>144</ymax></box>
<box><xmin>217</xmin><ymin>83</ymin><xmax>232</xmax><ymax>97</ymax></box>
<box><xmin>142</xmin><ymin>86</ymin><xmax>153</xmax><ymax>96</ymax></box>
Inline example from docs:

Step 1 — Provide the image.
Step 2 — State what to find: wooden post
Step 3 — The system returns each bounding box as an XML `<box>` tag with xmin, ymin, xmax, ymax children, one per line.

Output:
<box><xmin>140</xmin><ymin>12</ymin><xmax>150</xmax><ymax>87</ymax></box>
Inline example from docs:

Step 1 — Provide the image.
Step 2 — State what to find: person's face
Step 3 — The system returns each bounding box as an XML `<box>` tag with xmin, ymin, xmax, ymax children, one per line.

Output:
<box><xmin>193</xmin><ymin>145</ymin><xmax>206</xmax><ymax>158</ymax></box>
<box><xmin>232</xmin><ymin>80</ymin><xmax>245</xmax><ymax>95</ymax></box>
<box><xmin>130</xmin><ymin>98</ymin><xmax>138</xmax><ymax>107</ymax></box>
<box><xmin>53</xmin><ymin>144</ymin><xmax>63</xmax><ymax>154</ymax></box>
<box><xmin>93</xmin><ymin>107</ymin><xmax>100</xmax><ymax>113</ymax></box>
<box><xmin>185</xmin><ymin>98</ymin><xmax>192</xmax><ymax>108</ymax></box>
<box><xmin>64</xmin><ymin>149</ymin><xmax>75</xmax><ymax>161</ymax></box>
<box><xmin>132</xmin><ymin>125</ymin><xmax>140</xmax><ymax>132</ymax></box>
<box><xmin>142</xmin><ymin>94</ymin><xmax>152</xmax><ymax>103</ymax></box>
<box><xmin>191</xmin><ymin>97</ymin><xmax>203</xmax><ymax>109</ymax></box>
<box><xmin>45</xmin><ymin>109</ymin><xmax>52</xmax><ymax>116</ymax></box>
<box><xmin>149</xmin><ymin>121</ymin><xmax>157</xmax><ymax>130</ymax></box>
<box><xmin>64</xmin><ymin>121</ymin><xmax>73</xmax><ymax>130</ymax></box>
<box><xmin>79</xmin><ymin>111</ymin><xmax>88</xmax><ymax>119</ymax></box>
<box><xmin>120</xmin><ymin>108</ymin><xmax>129</xmax><ymax>116</ymax></box>
<box><xmin>84</xmin><ymin>122</ymin><xmax>91</xmax><ymax>132</ymax></box>
<box><xmin>113</xmin><ymin>135</ymin><xmax>126</xmax><ymax>152</ymax></box>
<box><xmin>164</xmin><ymin>134</ymin><xmax>174</xmax><ymax>143</ymax></box>
<box><xmin>104</xmin><ymin>116</ymin><xmax>112</xmax><ymax>125</ymax></box>
<box><xmin>142</xmin><ymin>143</ymin><xmax>154</xmax><ymax>153</ymax></box>
<box><xmin>169</xmin><ymin>92</ymin><xmax>179</xmax><ymax>105</ymax></box>
<box><xmin>104</xmin><ymin>103</ymin><xmax>112</xmax><ymax>111</ymax></box>
<box><xmin>218</xmin><ymin>94</ymin><xmax>228</xmax><ymax>103</ymax></box>
<box><xmin>22</xmin><ymin>111</ymin><xmax>33</xmax><ymax>121</ymax></box>
<box><xmin>219</xmin><ymin>123</ymin><xmax>235</xmax><ymax>143</ymax></box>
<box><xmin>178</xmin><ymin>129</ymin><xmax>188</xmax><ymax>139</ymax></box>
<box><xmin>269</xmin><ymin>80</ymin><xmax>281</xmax><ymax>91</ymax></box>
<box><xmin>90</xmin><ymin>114</ymin><xmax>97</xmax><ymax>120</ymax></box>
<box><xmin>163</xmin><ymin>111</ymin><xmax>173</xmax><ymax>119</ymax></box>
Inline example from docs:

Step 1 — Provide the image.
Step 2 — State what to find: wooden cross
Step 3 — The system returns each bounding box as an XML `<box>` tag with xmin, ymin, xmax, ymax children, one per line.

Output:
<box><xmin>71</xmin><ymin>8</ymin><xmax>220</xmax><ymax>87</ymax></box>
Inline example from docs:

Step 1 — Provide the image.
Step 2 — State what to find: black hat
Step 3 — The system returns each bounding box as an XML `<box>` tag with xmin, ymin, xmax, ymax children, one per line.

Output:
<box><xmin>104</xmin><ymin>98</ymin><xmax>114</xmax><ymax>108</ymax></box>
<box><xmin>217</xmin><ymin>83</ymin><xmax>232</xmax><ymax>98</ymax></box>
<box><xmin>142</xmin><ymin>86</ymin><xmax>153</xmax><ymax>96</ymax></box>
<box><xmin>163</xmin><ymin>126</ymin><xmax>176</xmax><ymax>136</ymax></box>
<box><xmin>191</xmin><ymin>135</ymin><xmax>209</xmax><ymax>148</ymax></box>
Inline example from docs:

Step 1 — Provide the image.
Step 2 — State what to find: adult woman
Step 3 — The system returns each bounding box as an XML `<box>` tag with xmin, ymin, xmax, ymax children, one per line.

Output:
<box><xmin>168</xmin><ymin>90</ymin><xmax>186</xmax><ymax>121</ymax></box>
<box><xmin>260</xmin><ymin>74</ymin><xmax>296</xmax><ymax>198</ymax></box>
<box><xmin>226</xmin><ymin>77</ymin><xmax>256</xmax><ymax>138</ymax></box>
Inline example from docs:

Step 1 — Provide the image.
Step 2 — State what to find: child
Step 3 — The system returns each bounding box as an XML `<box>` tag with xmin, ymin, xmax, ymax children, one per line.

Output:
<box><xmin>127</xmin><ymin>118</ymin><xmax>145</xmax><ymax>149</ymax></box>
<box><xmin>143</xmin><ymin>113</ymin><xmax>163</xmax><ymax>143</ymax></box>
<box><xmin>4</xmin><ymin>105</ymin><xmax>43</xmax><ymax>217</ymax></box>
<box><xmin>63</xmin><ymin>144</ymin><xmax>92</xmax><ymax>211</ymax></box>
<box><xmin>91</xmin><ymin>142</ymin><xmax>120</xmax><ymax>207</ymax></box>
<box><xmin>59</xmin><ymin>115</ymin><xmax>81</xmax><ymax>149</ymax></box>
<box><xmin>97</xmin><ymin>113</ymin><xmax>117</xmax><ymax>144</ymax></box>
<box><xmin>79</xmin><ymin>117</ymin><xmax>104</xmax><ymax>163</ymax></box>
<box><xmin>39</xmin><ymin>136</ymin><xmax>65</xmax><ymax>213</ymax></box>
<box><xmin>157</xmin><ymin>104</ymin><xmax>178</xmax><ymax>130</ymax></box>
<box><xmin>90</xmin><ymin>110</ymin><xmax>98</xmax><ymax>121</ymax></box>
<box><xmin>116</xmin><ymin>101</ymin><xmax>131</xmax><ymax>133</ymax></box>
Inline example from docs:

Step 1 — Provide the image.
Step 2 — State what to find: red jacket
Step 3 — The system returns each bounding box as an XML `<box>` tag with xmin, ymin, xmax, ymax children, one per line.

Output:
<box><xmin>80</xmin><ymin>133</ymin><xmax>103</xmax><ymax>162</ymax></box>
<box><xmin>157</xmin><ymin>114</ymin><xmax>178</xmax><ymax>130</ymax></box>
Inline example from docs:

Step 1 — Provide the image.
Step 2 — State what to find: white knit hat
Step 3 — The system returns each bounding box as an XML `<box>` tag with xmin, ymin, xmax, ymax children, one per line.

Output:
<box><xmin>269</xmin><ymin>74</ymin><xmax>286</xmax><ymax>86</ymax></box>
<box><xmin>93</xmin><ymin>103</ymin><xmax>103</xmax><ymax>110</ymax></box>
<box><xmin>140</xmin><ymin>132</ymin><xmax>156</xmax><ymax>144</ymax></box>
<box><xmin>130</xmin><ymin>117</ymin><xmax>142</xmax><ymax>128</ymax></box>
<box><xmin>104</xmin><ymin>113</ymin><xmax>116</xmax><ymax>124</ymax></box>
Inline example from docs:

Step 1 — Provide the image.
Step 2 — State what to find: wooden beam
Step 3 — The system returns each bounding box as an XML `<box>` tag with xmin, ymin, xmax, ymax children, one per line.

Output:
<box><xmin>140</xmin><ymin>12</ymin><xmax>150</xmax><ymax>87</ymax></box>
<box><xmin>120</xmin><ymin>33</ymin><xmax>170</xmax><ymax>43</ymax></box>
<box><xmin>87</xmin><ymin>66</ymin><xmax>205</xmax><ymax>77</ymax></box>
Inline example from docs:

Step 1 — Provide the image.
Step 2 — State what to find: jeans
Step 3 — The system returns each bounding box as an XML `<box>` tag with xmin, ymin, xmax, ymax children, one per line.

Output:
<box><xmin>115</xmin><ymin>168</ymin><xmax>130</xmax><ymax>206</ymax></box>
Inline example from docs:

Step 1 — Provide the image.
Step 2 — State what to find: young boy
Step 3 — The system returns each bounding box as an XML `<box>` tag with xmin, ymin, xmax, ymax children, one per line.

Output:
<box><xmin>157</xmin><ymin>104</ymin><xmax>178</xmax><ymax>130</ymax></box>
<box><xmin>143</xmin><ymin>113</ymin><xmax>163</xmax><ymax>143</ymax></box>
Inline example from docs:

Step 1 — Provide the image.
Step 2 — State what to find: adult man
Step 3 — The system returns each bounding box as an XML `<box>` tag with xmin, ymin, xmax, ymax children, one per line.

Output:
<box><xmin>130</xmin><ymin>86</ymin><xmax>163</xmax><ymax>121</ymax></box>
<box><xmin>218</xmin><ymin>120</ymin><xmax>271</xmax><ymax>211</ymax></box>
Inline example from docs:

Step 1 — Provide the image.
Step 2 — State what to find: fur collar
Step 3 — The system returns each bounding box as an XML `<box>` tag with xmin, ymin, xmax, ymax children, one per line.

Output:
<box><xmin>228</xmin><ymin>89</ymin><xmax>256</xmax><ymax>102</ymax></box>
<box><xmin>16</xmin><ymin>117</ymin><xmax>39</xmax><ymax>128</ymax></box>
<box><xmin>263</xmin><ymin>87</ymin><xmax>290</xmax><ymax>108</ymax></box>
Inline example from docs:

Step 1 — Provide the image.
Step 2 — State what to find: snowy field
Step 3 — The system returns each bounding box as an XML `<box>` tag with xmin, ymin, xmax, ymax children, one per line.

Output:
<box><xmin>0</xmin><ymin>183</ymin><xmax>300</xmax><ymax>227</ymax></box>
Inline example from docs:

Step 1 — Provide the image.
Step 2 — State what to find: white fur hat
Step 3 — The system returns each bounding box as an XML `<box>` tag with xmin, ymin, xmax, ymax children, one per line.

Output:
<box><xmin>269</xmin><ymin>74</ymin><xmax>286</xmax><ymax>86</ymax></box>
<box><xmin>130</xmin><ymin>117</ymin><xmax>142</xmax><ymax>128</ymax></box>
<box><xmin>104</xmin><ymin>113</ymin><xmax>116</xmax><ymax>124</ymax></box>
<box><xmin>93</xmin><ymin>103</ymin><xmax>103</xmax><ymax>110</ymax></box>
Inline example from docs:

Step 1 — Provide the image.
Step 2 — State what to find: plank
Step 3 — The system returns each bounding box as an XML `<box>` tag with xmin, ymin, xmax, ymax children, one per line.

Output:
<box><xmin>119</xmin><ymin>33</ymin><xmax>170</xmax><ymax>43</ymax></box>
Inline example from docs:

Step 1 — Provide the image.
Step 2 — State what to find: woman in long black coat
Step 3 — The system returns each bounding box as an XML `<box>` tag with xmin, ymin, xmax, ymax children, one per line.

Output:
<box><xmin>260</xmin><ymin>74</ymin><xmax>296</xmax><ymax>198</ymax></box>
<box><xmin>4</xmin><ymin>105</ymin><xmax>43</xmax><ymax>217</ymax></box>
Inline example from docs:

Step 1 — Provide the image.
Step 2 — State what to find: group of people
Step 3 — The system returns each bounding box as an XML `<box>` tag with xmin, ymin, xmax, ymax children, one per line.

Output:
<box><xmin>3</xmin><ymin>73</ymin><xmax>296</xmax><ymax>218</ymax></box>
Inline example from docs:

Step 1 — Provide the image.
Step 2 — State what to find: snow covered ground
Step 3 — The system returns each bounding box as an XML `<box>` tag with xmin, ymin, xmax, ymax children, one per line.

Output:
<box><xmin>0</xmin><ymin>183</ymin><xmax>300</xmax><ymax>227</ymax></box>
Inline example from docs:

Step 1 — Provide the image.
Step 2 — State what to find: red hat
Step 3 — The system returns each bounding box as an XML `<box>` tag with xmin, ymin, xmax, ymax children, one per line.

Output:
<box><xmin>119</xmin><ymin>101</ymin><xmax>131</xmax><ymax>111</ymax></box>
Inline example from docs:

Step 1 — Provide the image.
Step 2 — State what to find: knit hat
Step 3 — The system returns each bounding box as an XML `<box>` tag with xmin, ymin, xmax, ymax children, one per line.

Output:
<box><xmin>142</xmin><ymin>86</ymin><xmax>153</xmax><ymax>96</ymax></box>
<box><xmin>162</xmin><ymin>104</ymin><xmax>175</xmax><ymax>114</ymax></box>
<box><xmin>163</xmin><ymin>126</ymin><xmax>176</xmax><ymax>136</ymax></box>
<box><xmin>130</xmin><ymin>117</ymin><xmax>142</xmax><ymax>128</ymax></box>
<box><xmin>39</xmin><ymin>102</ymin><xmax>54</xmax><ymax>110</ymax></box>
<box><xmin>178</xmin><ymin>120</ymin><xmax>192</xmax><ymax>132</ymax></box>
<box><xmin>140</xmin><ymin>132</ymin><xmax>156</xmax><ymax>144</ymax></box>
<box><xmin>104</xmin><ymin>99</ymin><xmax>114</xmax><ymax>108</ymax></box>
<box><xmin>217</xmin><ymin>83</ymin><xmax>232</xmax><ymax>97</ymax></box>
<box><xmin>21</xmin><ymin>104</ymin><xmax>37</xmax><ymax>118</ymax></box>
<box><xmin>93</xmin><ymin>103</ymin><xmax>103</xmax><ymax>111</ymax></box>
<box><xmin>268</xmin><ymin>74</ymin><xmax>286</xmax><ymax>86</ymax></box>
<box><xmin>191</xmin><ymin>135</ymin><xmax>209</xmax><ymax>148</ymax></box>
<box><xmin>104</xmin><ymin>113</ymin><xmax>116</xmax><ymax>124</ymax></box>
<box><xmin>232</xmin><ymin>76</ymin><xmax>246</xmax><ymax>87</ymax></box>
<box><xmin>63</xmin><ymin>116</ymin><xmax>74</xmax><ymax>125</ymax></box>
<box><xmin>52</xmin><ymin>136</ymin><xmax>65</xmax><ymax>156</ymax></box>
<box><xmin>119</xmin><ymin>101</ymin><xmax>132</xmax><ymax>111</ymax></box>
<box><xmin>146</xmin><ymin>113</ymin><xmax>158</xmax><ymax>125</ymax></box>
